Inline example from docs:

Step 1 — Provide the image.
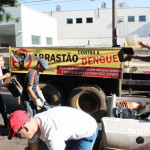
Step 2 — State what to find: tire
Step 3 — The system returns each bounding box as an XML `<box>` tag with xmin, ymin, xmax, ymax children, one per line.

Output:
<box><xmin>68</xmin><ymin>85</ymin><xmax>106</xmax><ymax>114</ymax></box>
<box><xmin>38</xmin><ymin>83</ymin><xmax>62</xmax><ymax>106</ymax></box>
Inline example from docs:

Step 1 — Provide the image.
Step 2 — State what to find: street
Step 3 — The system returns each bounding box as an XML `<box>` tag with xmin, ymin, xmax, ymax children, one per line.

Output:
<box><xmin>0</xmin><ymin>114</ymin><xmax>28</xmax><ymax>150</ymax></box>
<box><xmin>0</xmin><ymin>88</ymin><xmax>28</xmax><ymax>150</ymax></box>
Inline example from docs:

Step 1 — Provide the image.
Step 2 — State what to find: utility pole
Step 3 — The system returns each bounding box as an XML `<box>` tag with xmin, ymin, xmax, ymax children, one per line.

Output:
<box><xmin>112</xmin><ymin>0</ymin><xmax>118</xmax><ymax>47</ymax></box>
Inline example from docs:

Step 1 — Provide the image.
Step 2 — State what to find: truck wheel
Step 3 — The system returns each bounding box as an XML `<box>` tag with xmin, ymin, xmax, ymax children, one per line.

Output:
<box><xmin>38</xmin><ymin>83</ymin><xmax>62</xmax><ymax>106</ymax></box>
<box><xmin>68</xmin><ymin>86</ymin><xmax>106</xmax><ymax>114</ymax></box>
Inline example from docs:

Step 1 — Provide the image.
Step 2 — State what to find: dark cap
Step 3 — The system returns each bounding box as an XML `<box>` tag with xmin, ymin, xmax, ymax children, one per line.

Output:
<box><xmin>38</xmin><ymin>59</ymin><xmax>49</xmax><ymax>70</ymax></box>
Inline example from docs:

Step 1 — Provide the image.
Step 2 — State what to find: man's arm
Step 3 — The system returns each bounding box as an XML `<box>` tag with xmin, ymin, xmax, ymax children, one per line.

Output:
<box><xmin>139</xmin><ymin>41</ymin><xmax>150</xmax><ymax>49</ymax></box>
<box><xmin>28</xmin><ymin>85</ymin><xmax>38</xmax><ymax>101</ymax></box>
<box><xmin>0</xmin><ymin>73</ymin><xmax>10</xmax><ymax>81</ymax></box>
<box><xmin>28</xmin><ymin>140</ymin><xmax>38</xmax><ymax>150</ymax></box>
<box><xmin>129</xmin><ymin>54</ymin><xmax>150</xmax><ymax>62</ymax></box>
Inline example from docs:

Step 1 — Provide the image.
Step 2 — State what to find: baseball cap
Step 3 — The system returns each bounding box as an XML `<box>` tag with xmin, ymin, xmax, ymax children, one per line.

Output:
<box><xmin>38</xmin><ymin>59</ymin><xmax>50</xmax><ymax>70</ymax></box>
<box><xmin>8</xmin><ymin>110</ymin><xmax>30</xmax><ymax>140</ymax></box>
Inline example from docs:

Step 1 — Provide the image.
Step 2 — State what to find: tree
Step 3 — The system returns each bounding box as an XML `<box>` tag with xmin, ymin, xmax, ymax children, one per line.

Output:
<box><xmin>0</xmin><ymin>0</ymin><xmax>20</xmax><ymax>22</ymax></box>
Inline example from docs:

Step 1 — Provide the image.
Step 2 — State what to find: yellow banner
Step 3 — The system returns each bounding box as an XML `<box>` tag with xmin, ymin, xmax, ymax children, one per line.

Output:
<box><xmin>10</xmin><ymin>47</ymin><xmax>123</xmax><ymax>78</ymax></box>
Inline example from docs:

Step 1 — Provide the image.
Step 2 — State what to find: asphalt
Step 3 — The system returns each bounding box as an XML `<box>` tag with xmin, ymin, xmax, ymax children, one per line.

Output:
<box><xmin>0</xmin><ymin>88</ymin><xmax>28</xmax><ymax>150</ymax></box>
<box><xmin>0</xmin><ymin>115</ymin><xmax>28</xmax><ymax>150</ymax></box>
<box><xmin>0</xmin><ymin>88</ymin><xmax>101</xmax><ymax>150</ymax></box>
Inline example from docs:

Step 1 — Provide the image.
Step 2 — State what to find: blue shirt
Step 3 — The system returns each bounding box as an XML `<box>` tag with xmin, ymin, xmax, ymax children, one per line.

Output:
<box><xmin>22</xmin><ymin>69</ymin><xmax>39</xmax><ymax>100</ymax></box>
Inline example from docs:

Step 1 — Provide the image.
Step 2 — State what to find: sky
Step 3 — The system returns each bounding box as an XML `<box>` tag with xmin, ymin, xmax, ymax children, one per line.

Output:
<box><xmin>17</xmin><ymin>0</ymin><xmax>150</xmax><ymax>12</ymax></box>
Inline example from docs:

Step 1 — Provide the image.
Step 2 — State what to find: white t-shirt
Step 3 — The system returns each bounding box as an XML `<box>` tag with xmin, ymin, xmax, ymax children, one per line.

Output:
<box><xmin>29</xmin><ymin>106</ymin><xmax>97</xmax><ymax>150</ymax></box>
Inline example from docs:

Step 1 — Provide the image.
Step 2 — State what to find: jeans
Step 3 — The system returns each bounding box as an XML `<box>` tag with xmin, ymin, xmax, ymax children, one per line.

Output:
<box><xmin>65</xmin><ymin>125</ymin><xmax>98</xmax><ymax>150</ymax></box>
<box><xmin>22</xmin><ymin>99</ymin><xmax>37</xmax><ymax>116</ymax></box>
<box><xmin>0</xmin><ymin>94</ymin><xmax>7</xmax><ymax>126</ymax></box>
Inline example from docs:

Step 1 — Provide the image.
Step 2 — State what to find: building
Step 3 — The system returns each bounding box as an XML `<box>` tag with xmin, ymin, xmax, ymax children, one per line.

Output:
<box><xmin>0</xmin><ymin>4</ymin><xmax>150</xmax><ymax>47</ymax></box>
<box><xmin>0</xmin><ymin>4</ymin><xmax>58</xmax><ymax>47</ymax></box>
<box><xmin>48</xmin><ymin>7</ymin><xmax>150</xmax><ymax>47</ymax></box>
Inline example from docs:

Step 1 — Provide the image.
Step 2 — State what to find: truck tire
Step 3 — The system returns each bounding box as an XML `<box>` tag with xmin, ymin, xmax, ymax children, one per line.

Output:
<box><xmin>38</xmin><ymin>83</ymin><xmax>62</xmax><ymax>106</ymax></box>
<box><xmin>68</xmin><ymin>85</ymin><xmax>106</xmax><ymax>114</ymax></box>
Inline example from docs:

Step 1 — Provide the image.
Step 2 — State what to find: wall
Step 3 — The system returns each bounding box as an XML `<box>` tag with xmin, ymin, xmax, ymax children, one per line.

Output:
<box><xmin>117</xmin><ymin>7</ymin><xmax>150</xmax><ymax>38</ymax></box>
<box><xmin>0</xmin><ymin>35</ymin><xmax>16</xmax><ymax>47</ymax></box>
<box><xmin>0</xmin><ymin>5</ymin><xmax>58</xmax><ymax>47</ymax></box>
<box><xmin>0</xmin><ymin>6</ymin><xmax>22</xmax><ymax>47</ymax></box>
<box><xmin>51</xmin><ymin>9</ymin><xmax>112</xmax><ymax>46</ymax></box>
<box><xmin>21</xmin><ymin>5</ymin><xmax>58</xmax><ymax>47</ymax></box>
<box><xmin>51</xmin><ymin>7</ymin><xmax>150</xmax><ymax>47</ymax></box>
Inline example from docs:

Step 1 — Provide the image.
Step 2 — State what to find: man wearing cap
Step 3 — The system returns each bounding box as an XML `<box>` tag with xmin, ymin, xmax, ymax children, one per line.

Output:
<box><xmin>21</xmin><ymin>58</ymin><xmax>49</xmax><ymax>116</ymax></box>
<box><xmin>8</xmin><ymin>106</ymin><xmax>98</xmax><ymax>150</ymax></box>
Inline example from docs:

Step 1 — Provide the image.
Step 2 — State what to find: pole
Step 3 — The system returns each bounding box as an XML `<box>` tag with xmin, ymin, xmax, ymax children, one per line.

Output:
<box><xmin>112</xmin><ymin>0</ymin><xmax>118</xmax><ymax>47</ymax></box>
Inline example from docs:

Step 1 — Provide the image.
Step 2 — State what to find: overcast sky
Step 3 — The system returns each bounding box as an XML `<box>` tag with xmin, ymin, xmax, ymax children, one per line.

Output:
<box><xmin>18</xmin><ymin>0</ymin><xmax>150</xmax><ymax>12</ymax></box>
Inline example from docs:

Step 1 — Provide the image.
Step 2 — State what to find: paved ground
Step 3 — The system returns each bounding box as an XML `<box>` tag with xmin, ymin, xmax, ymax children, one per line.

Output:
<box><xmin>0</xmin><ymin>88</ymin><xmax>27</xmax><ymax>150</ymax></box>
<box><xmin>0</xmin><ymin>114</ymin><xmax>28</xmax><ymax>150</ymax></box>
<box><xmin>0</xmin><ymin>89</ymin><xmax>101</xmax><ymax>150</ymax></box>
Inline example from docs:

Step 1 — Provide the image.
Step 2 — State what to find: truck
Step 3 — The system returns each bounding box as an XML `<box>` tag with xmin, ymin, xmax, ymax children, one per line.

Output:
<box><xmin>1</xmin><ymin>46</ymin><xmax>150</xmax><ymax>119</ymax></box>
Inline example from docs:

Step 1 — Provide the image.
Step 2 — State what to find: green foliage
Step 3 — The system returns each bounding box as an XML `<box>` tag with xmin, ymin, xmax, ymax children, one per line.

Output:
<box><xmin>0</xmin><ymin>0</ymin><xmax>20</xmax><ymax>23</ymax></box>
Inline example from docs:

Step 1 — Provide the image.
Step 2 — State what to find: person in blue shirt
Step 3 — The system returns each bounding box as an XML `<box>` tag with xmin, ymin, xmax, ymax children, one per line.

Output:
<box><xmin>21</xmin><ymin>59</ymin><xmax>49</xmax><ymax>116</ymax></box>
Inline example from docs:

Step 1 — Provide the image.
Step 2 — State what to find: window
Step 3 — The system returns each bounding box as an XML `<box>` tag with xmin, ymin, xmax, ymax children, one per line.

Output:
<box><xmin>128</xmin><ymin>16</ymin><xmax>135</xmax><ymax>22</ymax></box>
<box><xmin>139</xmin><ymin>15</ymin><xmax>146</xmax><ymax>22</ymax></box>
<box><xmin>67</xmin><ymin>18</ymin><xmax>73</xmax><ymax>24</ymax></box>
<box><xmin>46</xmin><ymin>37</ymin><xmax>53</xmax><ymax>45</ymax></box>
<box><xmin>32</xmin><ymin>35</ymin><xmax>40</xmax><ymax>45</ymax></box>
<box><xmin>76</xmin><ymin>18</ymin><xmax>82</xmax><ymax>23</ymax></box>
<box><xmin>86</xmin><ymin>17</ymin><xmax>93</xmax><ymax>23</ymax></box>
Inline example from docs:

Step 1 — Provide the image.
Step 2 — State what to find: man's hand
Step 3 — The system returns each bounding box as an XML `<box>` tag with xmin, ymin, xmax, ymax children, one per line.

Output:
<box><xmin>138</xmin><ymin>41</ymin><xmax>144</xmax><ymax>46</ymax></box>
<box><xmin>138</xmin><ymin>41</ymin><xmax>150</xmax><ymax>49</ymax></box>
<box><xmin>35</xmin><ymin>99</ymin><xmax>43</xmax><ymax>107</ymax></box>
<box><xmin>4</xmin><ymin>73</ymin><xmax>11</xmax><ymax>78</ymax></box>
<box><xmin>125</xmin><ymin>54</ymin><xmax>137</xmax><ymax>60</ymax></box>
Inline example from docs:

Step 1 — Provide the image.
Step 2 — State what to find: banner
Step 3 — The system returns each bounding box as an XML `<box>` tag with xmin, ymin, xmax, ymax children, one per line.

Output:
<box><xmin>9</xmin><ymin>47</ymin><xmax>123</xmax><ymax>79</ymax></box>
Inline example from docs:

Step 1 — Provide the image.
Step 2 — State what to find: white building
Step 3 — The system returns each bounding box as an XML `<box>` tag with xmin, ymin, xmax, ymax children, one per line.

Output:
<box><xmin>0</xmin><ymin>4</ymin><xmax>150</xmax><ymax>47</ymax></box>
<box><xmin>0</xmin><ymin>5</ymin><xmax>58</xmax><ymax>47</ymax></box>
<box><xmin>48</xmin><ymin>7</ymin><xmax>150</xmax><ymax>47</ymax></box>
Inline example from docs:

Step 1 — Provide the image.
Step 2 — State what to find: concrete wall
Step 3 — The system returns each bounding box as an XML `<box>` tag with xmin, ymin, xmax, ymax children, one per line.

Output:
<box><xmin>20</xmin><ymin>5</ymin><xmax>58</xmax><ymax>47</ymax></box>
<box><xmin>0</xmin><ymin>6</ymin><xmax>22</xmax><ymax>47</ymax></box>
<box><xmin>0</xmin><ymin>35</ymin><xmax>16</xmax><ymax>47</ymax></box>
<box><xmin>51</xmin><ymin>9</ymin><xmax>112</xmax><ymax>46</ymax></box>
<box><xmin>50</xmin><ymin>7</ymin><xmax>150</xmax><ymax>47</ymax></box>
<box><xmin>117</xmin><ymin>7</ymin><xmax>150</xmax><ymax>37</ymax></box>
<box><xmin>1</xmin><ymin>6</ymin><xmax>150</xmax><ymax>47</ymax></box>
<box><xmin>0</xmin><ymin>5</ymin><xmax>58</xmax><ymax>47</ymax></box>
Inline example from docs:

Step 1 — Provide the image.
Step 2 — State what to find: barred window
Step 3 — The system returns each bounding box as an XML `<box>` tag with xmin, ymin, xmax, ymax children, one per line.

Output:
<box><xmin>46</xmin><ymin>37</ymin><xmax>53</xmax><ymax>45</ymax></box>
<box><xmin>67</xmin><ymin>18</ymin><xmax>73</xmax><ymax>24</ymax></box>
<box><xmin>86</xmin><ymin>17</ymin><xmax>93</xmax><ymax>23</ymax></box>
<box><xmin>76</xmin><ymin>18</ymin><xmax>82</xmax><ymax>23</ymax></box>
<box><xmin>32</xmin><ymin>35</ymin><xmax>40</xmax><ymax>45</ymax></box>
<box><xmin>128</xmin><ymin>16</ymin><xmax>135</xmax><ymax>22</ymax></box>
<box><xmin>139</xmin><ymin>16</ymin><xmax>146</xmax><ymax>22</ymax></box>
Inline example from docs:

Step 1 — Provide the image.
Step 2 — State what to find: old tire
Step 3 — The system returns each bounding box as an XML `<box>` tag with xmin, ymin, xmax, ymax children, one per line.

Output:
<box><xmin>38</xmin><ymin>83</ymin><xmax>62</xmax><ymax>106</ymax></box>
<box><xmin>68</xmin><ymin>85</ymin><xmax>106</xmax><ymax>114</ymax></box>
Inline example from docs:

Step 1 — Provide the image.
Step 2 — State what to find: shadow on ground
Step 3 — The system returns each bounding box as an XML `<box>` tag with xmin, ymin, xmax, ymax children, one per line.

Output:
<box><xmin>0</xmin><ymin>125</ymin><xmax>9</xmax><ymax>136</ymax></box>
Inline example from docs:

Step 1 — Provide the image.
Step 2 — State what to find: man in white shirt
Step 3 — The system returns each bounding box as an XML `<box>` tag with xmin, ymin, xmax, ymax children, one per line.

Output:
<box><xmin>0</xmin><ymin>55</ymin><xmax>11</xmax><ymax>127</ymax></box>
<box><xmin>8</xmin><ymin>106</ymin><xmax>98</xmax><ymax>150</ymax></box>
